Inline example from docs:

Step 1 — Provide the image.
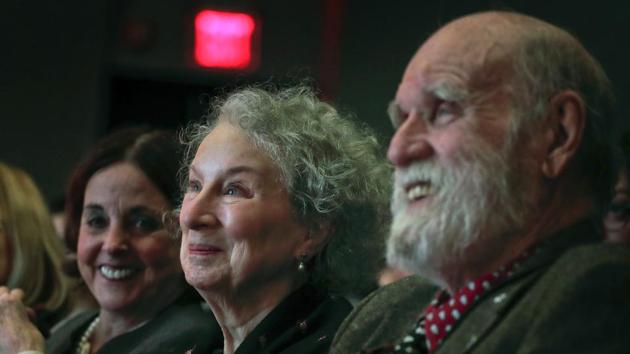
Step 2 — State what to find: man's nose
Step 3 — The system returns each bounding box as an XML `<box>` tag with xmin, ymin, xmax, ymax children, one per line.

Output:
<box><xmin>388</xmin><ymin>113</ymin><xmax>434</xmax><ymax>167</ymax></box>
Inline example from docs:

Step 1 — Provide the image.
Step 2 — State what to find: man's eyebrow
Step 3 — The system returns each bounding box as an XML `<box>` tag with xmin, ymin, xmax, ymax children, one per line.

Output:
<box><xmin>425</xmin><ymin>81</ymin><xmax>470</xmax><ymax>102</ymax></box>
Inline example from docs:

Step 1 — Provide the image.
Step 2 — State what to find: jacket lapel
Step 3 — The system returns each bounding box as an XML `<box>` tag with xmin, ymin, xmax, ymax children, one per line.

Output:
<box><xmin>437</xmin><ymin>219</ymin><xmax>601</xmax><ymax>354</ymax></box>
<box><xmin>436</xmin><ymin>269</ymin><xmax>541</xmax><ymax>354</ymax></box>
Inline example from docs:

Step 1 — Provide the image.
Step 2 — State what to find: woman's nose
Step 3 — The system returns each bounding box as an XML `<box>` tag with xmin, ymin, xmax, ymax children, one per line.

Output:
<box><xmin>180</xmin><ymin>193</ymin><xmax>219</xmax><ymax>231</ymax></box>
<box><xmin>102</xmin><ymin>224</ymin><xmax>128</xmax><ymax>253</ymax></box>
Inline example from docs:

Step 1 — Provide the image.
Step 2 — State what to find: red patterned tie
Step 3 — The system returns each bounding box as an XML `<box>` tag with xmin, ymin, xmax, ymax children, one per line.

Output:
<box><xmin>423</xmin><ymin>245</ymin><xmax>537</xmax><ymax>354</ymax></box>
<box><xmin>390</xmin><ymin>250</ymin><xmax>535</xmax><ymax>354</ymax></box>
<box><xmin>423</xmin><ymin>269</ymin><xmax>509</xmax><ymax>353</ymax></box>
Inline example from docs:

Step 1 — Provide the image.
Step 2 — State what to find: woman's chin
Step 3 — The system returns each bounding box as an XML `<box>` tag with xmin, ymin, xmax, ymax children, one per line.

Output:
<box><xmin>184</xmin><ymin>269</ymin><xmax>226</xmax><ymax>294</ymax></box>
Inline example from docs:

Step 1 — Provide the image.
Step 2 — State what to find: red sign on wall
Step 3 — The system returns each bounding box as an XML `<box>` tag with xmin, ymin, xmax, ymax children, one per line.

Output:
<box><xmin>194</xmin><ymin>10</ymin><xmax>258</xmax><ymax>70</ymax></box>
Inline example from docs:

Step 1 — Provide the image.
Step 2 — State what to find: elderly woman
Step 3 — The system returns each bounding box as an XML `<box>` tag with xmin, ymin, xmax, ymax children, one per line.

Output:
<box><xmin>179</xmin><ymin>86</ymin><xmax>391</xmax><ymax>353</ymax></box>
<box><xmin>0</xmin><ymin>128</ymin><xmax>220</xmax><ymax>354</ymax></box>
<box><xmin>0</xmin><ymin>162</ymin><xmax>69</xmax><ymax>335</ymax></box>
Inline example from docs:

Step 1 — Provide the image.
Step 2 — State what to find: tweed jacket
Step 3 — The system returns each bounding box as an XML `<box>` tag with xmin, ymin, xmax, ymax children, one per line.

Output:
<box><xmin>332</xmin><ymin>219</ymin><xmax>630</xmax><ymax>354</ymax></box>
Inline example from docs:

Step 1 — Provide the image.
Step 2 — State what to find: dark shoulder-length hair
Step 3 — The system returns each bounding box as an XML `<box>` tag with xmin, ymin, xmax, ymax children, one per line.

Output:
<box><xmin>64</xmin><ymin>127</ymin><xmax>181</xmax><ymax>276</ymax></box>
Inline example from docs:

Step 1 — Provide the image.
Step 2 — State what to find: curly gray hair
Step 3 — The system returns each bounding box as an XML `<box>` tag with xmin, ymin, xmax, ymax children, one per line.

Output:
<box><xmin>179</xmin><ymin>86</ymin><xmax>392</xmax><ymax>296</ymax></box>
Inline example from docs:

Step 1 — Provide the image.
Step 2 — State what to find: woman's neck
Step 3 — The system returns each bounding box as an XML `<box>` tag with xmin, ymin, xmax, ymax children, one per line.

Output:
<box><xmin>202</xmin><ymin>277</ymin><xmax>305</xmax><ymax>354</ymax></box>
<box><xmin>95</xmin><ymin>310</ymin><xmax>150</xmax><ymax>341</ymax></box>
<box><xmin>220</xmin><ymin>308</ymin><xmax>272</xmax><ymax>354</ymax></box>
<box><xmin>90</xmin><ymin>287</ymin><xmax>184</xmax><ymax>353</ymax></box>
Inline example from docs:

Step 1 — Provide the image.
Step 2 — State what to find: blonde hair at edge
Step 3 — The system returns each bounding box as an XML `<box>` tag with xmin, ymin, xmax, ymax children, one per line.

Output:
<box><xmin>0</xmin><ymin>162</ymin><xmax>68</xmax><ymax>312</ymax></box>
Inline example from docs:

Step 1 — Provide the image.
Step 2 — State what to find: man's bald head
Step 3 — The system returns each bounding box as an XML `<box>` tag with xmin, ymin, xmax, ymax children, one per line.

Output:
<box><xmin>388</xmin><ymin>11</ymin><xmax>615</xmax><ymax>290</ymax></box>
<box><xmin>401</xmin><ymin>10</ymin><xmax>615</xmax><ymax>207</ymax></box>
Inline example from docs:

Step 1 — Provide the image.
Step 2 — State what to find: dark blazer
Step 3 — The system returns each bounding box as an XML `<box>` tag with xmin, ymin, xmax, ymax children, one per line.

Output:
<box><xmin>332</xmin><ymin>219</ymin><xmax>630</xmax><ymax>354</ymax></box>
<box><xmin>46</xmin><ymin>298</ymin><xmax>221</xmax><ymax>354</ymax></box>
<box><xmin>211</xmin><ymin>285</ymin><xmax>352</xmax><ymax>354</ymax></box>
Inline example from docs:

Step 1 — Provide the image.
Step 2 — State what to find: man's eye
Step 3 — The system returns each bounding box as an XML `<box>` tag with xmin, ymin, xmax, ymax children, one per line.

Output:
<box><xmin>433</xmin><ymin>101</ymin><xmax>460</xmax><ymax>125</ymax></box>
<box><xmin>392</xmin><ymin>110</ymin><xmax>408</xmax><ymax>129</ymax></box>
<box><xmin>436</xmin><ymin>104</ymin><xmax>452</xmax><ymax>117</ymax></box>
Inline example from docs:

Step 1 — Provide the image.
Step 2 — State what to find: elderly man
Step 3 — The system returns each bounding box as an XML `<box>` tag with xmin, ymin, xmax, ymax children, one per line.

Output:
<box><xmin>332</xmin><ymin>11</ymin><xmax>630</xmax><ymax>354</ymax></box>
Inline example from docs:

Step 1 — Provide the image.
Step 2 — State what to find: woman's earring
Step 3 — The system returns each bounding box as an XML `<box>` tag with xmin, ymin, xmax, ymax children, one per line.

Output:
<box><xmin>297</xmin><ymin>255</ymin><xmax>308</xmax><ymax>272</ymax></box>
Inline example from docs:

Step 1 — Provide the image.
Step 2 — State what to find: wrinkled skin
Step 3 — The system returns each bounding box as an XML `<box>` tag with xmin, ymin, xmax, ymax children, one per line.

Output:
<box><xmin>0</xmin><ymin>287</ymin><xmax>44</xmax><ymax>353</ymax></box>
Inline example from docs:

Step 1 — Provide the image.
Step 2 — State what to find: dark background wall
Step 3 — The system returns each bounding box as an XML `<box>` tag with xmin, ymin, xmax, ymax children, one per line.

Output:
<box><xmin>1</xmin><ymin>0</ymin><xmax>629</xmax><ymax>201</ymax></box>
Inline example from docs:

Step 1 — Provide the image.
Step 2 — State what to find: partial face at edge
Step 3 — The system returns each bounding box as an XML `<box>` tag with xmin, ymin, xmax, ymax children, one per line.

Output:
<box><xmin>604</xmin><ymin>170</ymin><xmax>630</xmax><ymax>244</ymax></box>
<box><xmin>0</xmin><ymin>221</ymin><xmax>9</xmax><ymax>284</ymax></box>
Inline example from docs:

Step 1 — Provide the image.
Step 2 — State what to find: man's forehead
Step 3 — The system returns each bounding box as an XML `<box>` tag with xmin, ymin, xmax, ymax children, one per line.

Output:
<box><xmin>408</xmin><ymin>13</ymin><xmax>519</xmax><ymax>75</ymax></box>
<box><xmin>411</xmin><ymin>32</ymin><xmax>509</xmax><ymax>76</ymax></box>
<box><xmin>398</xmin><ymin>39</ymin><xmax>514</xmax><ymax>109</ymax></box>
<box><xmin>396</xmin><ymin>57</ymin><xmax>506</xmax><ymax>108</ymax></box>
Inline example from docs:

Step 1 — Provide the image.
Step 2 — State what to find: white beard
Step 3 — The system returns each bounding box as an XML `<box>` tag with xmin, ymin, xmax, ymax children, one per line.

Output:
<box><xmin>386</xmin><ymin>132</ymin><xmax>536</xmax><ymax>289</ymax></box>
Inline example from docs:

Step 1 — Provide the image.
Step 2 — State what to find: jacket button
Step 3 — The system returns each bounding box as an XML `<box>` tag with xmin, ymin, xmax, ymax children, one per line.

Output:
<box><xmin>258</xmin><ymin>335</ymin><xmax>267</xmax><ymax>348</ymax></box>
<box><xmin>466</xmin><ymin>335</ymin><xmax>478</xmax><ymax>349</ymax></box>
<box><xmin>493</xmin><ymin>293</ymin><xmax>507</xmax><ymax>304</ymax></box>
<box><xmin>297</xmin><ymin>320</ymin><xmax>308</xmax><ymax>332</ymax></box>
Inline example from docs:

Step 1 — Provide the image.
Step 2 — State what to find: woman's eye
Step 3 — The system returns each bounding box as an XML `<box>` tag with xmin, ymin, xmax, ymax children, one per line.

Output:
<box><xmin>86</xmin><ymin>215</ymin><xmax>108</xmax><ymax>229</ymax></box>
<box><xmin>187</xmin><ymin>179</ymin><xmax>202</xmax><ymax>193</ymax></box>
<box><xmin>131</xmin><ymin>215</ymin><xmax>161</xmax><ymax>233</ymax></box>
<box><xmin>223</xmin><ymin>183</ymin><xmax>250</xmax><ymax>198</ymax></box>
<box><xmin>186</xmin><ymin>179</ymin><xmax>203</xmax><ymax>193</ymax></box>
<box><xmin>224</xmin><ymin>185</ymin><xmax>240</xmax><ymax>196</ymax></box>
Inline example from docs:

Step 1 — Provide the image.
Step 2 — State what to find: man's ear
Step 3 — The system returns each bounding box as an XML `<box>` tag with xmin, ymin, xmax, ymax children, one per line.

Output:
<box><xmin>541</xmin><ymin>90</ymin><xmax>586</xmax><ymax>178</ymax></box>
<box><xmin>294</xmin><ymin>221</ymin><xmax>332</xmax><ymax>260</ymax></box>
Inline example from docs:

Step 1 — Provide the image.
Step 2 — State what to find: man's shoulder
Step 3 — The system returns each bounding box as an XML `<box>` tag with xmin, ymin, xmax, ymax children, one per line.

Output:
<box><xmin>555</xmin><ymin>240</ymin><xmax>630</xmax><ymax>268</ymax></box>
<box><xmin>348</xmin><ymin>275</ymin><xmax>435</xmax><ymax>320</ymax></box>
<box><xmin>460</xmin><ymin>242</ymin><xmax>630</xmax><ymax>354</ymax></box>
<box><xmin>331</xmin><ymin>275</ymin><xmax>436</xmax><ymax>354</ymax></box>
<box><xmin>361</xmin><ymin>274</ymin><xmax>434</xmax><ymax>306</ymax></box>
<box><xmin>539</xmin><ymin>241</ymin><xmax>630</xmax><ymax>289</ymax></box>
<box><xmin>515</xmin><ymin>242</ymin><xmax>630</xmax><ymax>352</ymax></box>
<box><xmin>524</xmin><ymin>222</ymin><xmax>630</xmax><ymax>297</ymax></box>
<box><xmin>536</xmin><ymin>241</ymin><xmax>630</xmax><ymax>300</ymax></box>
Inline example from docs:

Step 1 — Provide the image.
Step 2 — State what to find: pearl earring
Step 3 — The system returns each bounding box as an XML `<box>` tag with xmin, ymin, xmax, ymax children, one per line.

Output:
<box><xmin>297</xmin><ymin>255</ymin><xmax>308</xmax><ymax>272</ymax></box>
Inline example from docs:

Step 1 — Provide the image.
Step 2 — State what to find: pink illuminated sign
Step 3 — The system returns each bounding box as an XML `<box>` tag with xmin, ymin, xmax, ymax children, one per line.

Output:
<box><xmin>194</xmin><ymin>10</ymin><xmax>258</xmax><ymax>70</ymax></box>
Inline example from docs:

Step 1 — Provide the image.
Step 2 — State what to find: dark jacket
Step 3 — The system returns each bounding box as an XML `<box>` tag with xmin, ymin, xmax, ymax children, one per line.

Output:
<box><xmin>332</xmin><ymin>219</ymin><xmax>630</xmax><ymax>354</ymax></box>
<box><xmin>212</xmin><ymin>285</ymin><xmax>352</xmax><ymax>354</ymax></box>
<box><xmin>46</xmin><ymin>297</ymin><xmax>221</xmax><ymax>354</ymax></box>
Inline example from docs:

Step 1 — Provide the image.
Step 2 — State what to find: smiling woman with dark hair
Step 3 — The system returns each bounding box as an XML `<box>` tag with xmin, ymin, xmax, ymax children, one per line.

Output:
<box><xmin>178</xmin><ymin>85</ymin><xmax>391</xmax><ymax>354</ymax></box>
<box><xmin>0</xmin><ymin>127</ymin><xmax>219</xmax><ymax>354</ymax></box>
